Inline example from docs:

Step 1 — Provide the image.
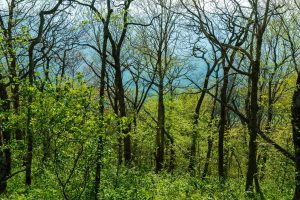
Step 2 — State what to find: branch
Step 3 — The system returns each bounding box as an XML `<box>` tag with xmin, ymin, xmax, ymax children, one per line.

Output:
<box><xmin>1</xmin><ymin>169</ymin><xmax>26</xmax><ymax>183</ymax></box>
<box><xmin>127</xmin><ymin>15</ymin><xmax>160</xmax><ymax>27</ymax></box>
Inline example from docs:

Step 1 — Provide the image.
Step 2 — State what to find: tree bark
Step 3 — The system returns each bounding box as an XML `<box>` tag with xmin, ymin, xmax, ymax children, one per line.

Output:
<box><xmin>0</xmin><ymin>75</ymin><xmax>11</xmax><ymax>193</ymax></box>
<box><xmin>245</xmin><ymin>59</ymin><xmax>260</xmax><ymax>192</ymax></box>
<box><xmin>202</xmin><ymin>136</ymin><xmax>213</xmax><ymax>179</ymax></box>
<box><xmin>25</xmin><ymin>44</ymin><xmax>35</xmax><ymax>186</ymax></box>
<box><xmin>156</xmin><ymin>75</ymin><xmax>165</xmax><ymax>172</ymax></box>
<box><xmin>292</xmin><ymin>73</ymin><xmax>300</xmax><ymax>200</ymax></box>
<box><xmin>93</xmin><ymin>15</ymin><xmax>110</xmax><ymax>200</ymax></box>
<box><xmin>189</xmin><ymin>75</ymin><xmax>211</xmax><ymax>174</ymax></box>
<box><xmin>218</xmin><ymin>66</ymin><xmax>229</xmax><ymax>179</ymax></box>
<box><xmin>114</xmin><ymin>57</ymin><xmax>132</xmax><ymax>165</ymax></box>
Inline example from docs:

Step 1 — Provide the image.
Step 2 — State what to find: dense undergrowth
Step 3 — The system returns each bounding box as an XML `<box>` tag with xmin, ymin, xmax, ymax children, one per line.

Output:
<box><xmin>2</xmin><ymin>166</ymin><xmax>294</xmax><ymax>200</ymax></box>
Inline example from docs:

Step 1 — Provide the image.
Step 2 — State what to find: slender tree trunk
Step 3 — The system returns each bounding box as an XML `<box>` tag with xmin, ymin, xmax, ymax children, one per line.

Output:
<box><xmin>257</xmin><ymin>80</ymin><xmax>273</xmax><ymax>181</ymax></box>
<box><xmin>93</xmin><ymin>23</ymin><xmax>109</xmax><ymax>200</ymax></box>
<box><xmin>189</xmin><ymin>76</ymin><xmax>210</xmax><ymax>174</ymax></box>
<box><xmin>94</xmin><ymin>136</ymin><xmax>103</xmax><ymax>200</ymax></box>
<box><xmin>0</xmin><ymin>120</ymin><xmax>7</xmax><ymax>194</ymax></box>
<box><xmin>41</xmin><ymin>58</ymin><xmax>51</xmax><ymax>163</ymax></box>
<box><xmin>0</xmin><ymin>75</ymin><xmax>11</xmax><ymax>193</ymax></box>
<box><xmin>202</xmin><ymin>136</ymin><xmax>213</xmax><ymax>179</ymax></box>
<box><xmin>245</xmin><ymin>22</ymin><xmax>267</xmax><ymax>194</ymax></box>
<box><xmin>202</xmin><ymin>70</ymin><xmax>219</xmax><ymax>179</ymax></box>
<box><xmin>6</xmin><ymin>0</ymin><xmax>22</xmax><ymax>141</ymax></box>
<box><xmin>106</xmin><ymin>0</ymin><xmax>132</xmax><ymax>166</ymax></box>
<box><xmin>168</xmin><ymin>84</ymin><xmax>175</xmax><ymax>172</ymax></box>
<box><xmin>292</xmin><ymin>73</ymin><xmax>300</xmax><ymax>200</ymax></box>
<box><xmin>156</xmin><ymin>76</ymin><xmax>165</xmax><ymax>172</ymax></box>
<box><xmin>245</xmin><ymin>59</ymin><xmax>260</xmax><ymax>192</ymax></box>
<box><xmin>114</xmin><ymin>57</ymin><xmax>131</xmax><ymax>165</ymax></box>
<box><xmin>10</xmin><ymin>58</ymin><xmax>22</xmax><ymax>140</ymax></box>
<box><xmin>218</xmin><ymin>66</ymin><xmax>229</xmax><ymax>179</ymax></box>
<box><xmin>132</xmin><ymin>115</ymin><xmax>138</xmax><ymax>165</ymax></box>
<box><xmin>25</xmin><ymin>45</ymin><xmax>35</xmax><ymax>186</ymax></box>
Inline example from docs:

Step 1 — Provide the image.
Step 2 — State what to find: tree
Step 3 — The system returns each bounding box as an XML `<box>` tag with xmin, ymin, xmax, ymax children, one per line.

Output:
<box><xmin>185</xmin><ymin>40</ymin><xmax>221</xmax><ymax>175</ymax></box>
<box><xmin>281</xmin><ymin>2</ymin><xmax>300</xmax><ymax>198</ymax></box>
<box><xmin>134</xmin><ymin>0</ymin><xmax>182</xmax><ymax>172</ymax></box>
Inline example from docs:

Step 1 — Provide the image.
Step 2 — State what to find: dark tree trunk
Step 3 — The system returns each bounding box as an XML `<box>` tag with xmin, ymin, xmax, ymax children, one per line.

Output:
<box><xmin>6</xmin><ymin>0</ymin><xmax>22</xmax><ymax>141</ymax></box>
<box><xmin>257</xmin><ymin>79</ymin><xmax>273</xmax><ymax>182</ymax></box>
<box><xmin>202</xmin><ymin>70</ymin><xmax>219</xmax><ymax>179</ymax></box>
<box><xmin>10</xmin><ymin>58</ymin><xmax>22</xmax><ymax>140</ymax></box>
<box><xmin>156</xmin><ymin>76</ymin><xmax>165</xmax><ymax>172</ymax></box>
<box><xmin>292</xmin><ymin>73</ymin><xmax>300</xmax><ymax>200</ymax></box>
<box><xmin>218</xmin><ymin>66</ymin><xmax>229</xmax><ymax>179</ymax></box>
<box><xmin>114</xmin><ymin>57</ymin><xmax>131</xmax><ymax>165</ymax></box>
<box><xmin>93</xmin><ymin>21</ymin><xmax>110</xmax><ymax>200</ymax></box>
<box><xmin>41</xmin><ymin>59</ymin><xmax>51</xmax><ymax>163</ymax></box>
<box><xmin>245</xmin><ymin>23</ymin><xmax>266</xmax><ymax>194</ymax></box>
<box><xmin>105</xmin><ymin>0</ymin><xmax>132</xmax><ymax>166</ymax></box>
<box><xmin>132</xmin><ymin>115</ymin><xmax>138</xmax><ymax>165</ymax></box>
<box><xmin>245</xmin><ymin>59</ymin><xmax>260</xmax><ymax>192</ymax></box>
<box><xmin>0</xmin><ymin>75</ymin><xmax>11</xmax><ymax>193</ymax></box>
<box><xmin>94</xmin><ymin>136</ymin><xmax>103</xmax><ymax>200</ymax></box>
<box><xmin>202</xmin><ymin>136</ymin><xmax>213</xmax><ymax>179</ymax></box>
<box><xmin>25</xmin><ymin>46</ymin><xmax>35</xmax><ymax>186</ymax></box>
<box><xmin>118</xmin><ymin>138</ymin><xmax>123</xmax><ymax>166</ymax></box>
<box><xmin>94</xmin><ymin>37</ymin><xmax>107</xmax><ymax>200</ymax></box>
<box><xmin>189</xmin><ymin>75</ymin><xmax>210</xmax><ymax>174</ymax></box>
<box><xmin>0</xmin><ymin>128</ymin><xmax>7</xmax><ymax>194</ymax></box>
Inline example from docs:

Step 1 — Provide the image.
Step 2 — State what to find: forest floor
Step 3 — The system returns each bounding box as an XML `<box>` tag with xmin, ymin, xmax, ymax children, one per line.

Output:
<box><xmin>2</xmin><ymin>168</ymin><xmax>293</xmax><ymax>200</ymax></box>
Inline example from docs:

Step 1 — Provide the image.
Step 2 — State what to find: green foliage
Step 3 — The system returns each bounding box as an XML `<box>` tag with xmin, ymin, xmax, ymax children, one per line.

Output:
<box><xmin>1</xmin><ymin>1</ymin><xmax>299</xmax><ymax>199</ymax></box>
<box><xmin>0</xmin><ymin>75</ymin><xmax>296</xmax><ymax>199</ymax></box>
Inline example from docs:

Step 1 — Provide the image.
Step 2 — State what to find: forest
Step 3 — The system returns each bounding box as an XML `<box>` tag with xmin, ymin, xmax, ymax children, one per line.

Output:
<box><xmin>0</xmin><ymin>0</ymin><xmax>300</xmax><ymax>199</ymax></box>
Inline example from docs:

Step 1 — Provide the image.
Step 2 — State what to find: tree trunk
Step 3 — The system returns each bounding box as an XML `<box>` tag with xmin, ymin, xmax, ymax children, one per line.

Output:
<box><xmin>0</xmin><ymin>75</ymin><xmax>11</xmax><ymax>193</ymax></box>
<box><xmin>202</xmin><ymin>136</ymin><xmax>213</xmax><ymax>179</ymax></box>
<box><xmin>202</xmin><ymin>70</ymin><xmax>219</xmax><ymax>179</ymax></box>
<box><xmin>25</xmin><ymin>45</ymin><xmax>35</xmax><ymax>186</ymax></box>
<box><xmin>218</xmin><ymin>66</ymin><xmax>229</xmax><ymax>179</ymax></box>
<box><xmin>10</xmin><ymin>57</ymin><xmax>22</xmax><ymax>140</ymax></box>
<box><xmin>292</xmin><ymin>73</ymin><xmax>300</xmax><ymax>200</ymax></box>
<box><xmin>156</xmin><ymin>77</ymin><xmax>165</xmax><ymax>172</ymax></box>
<box><xmin>114</xmin><ymin>57</ymin><xmax>131</xmax><ymax>165</ymax></box>
<box><xmin>93</xmin><ymin>23</ymin><xmax>109</xmax><ymax>200</ymax></box>
<box><xmin>189</xmin><ymin>76</ymin><xmax>210</xmax><ymax>174</ymax></box>
<box><xmin>245</xmin><ymin>59</ymin><xmax>260</xmax><ymax>192</ymax></box>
